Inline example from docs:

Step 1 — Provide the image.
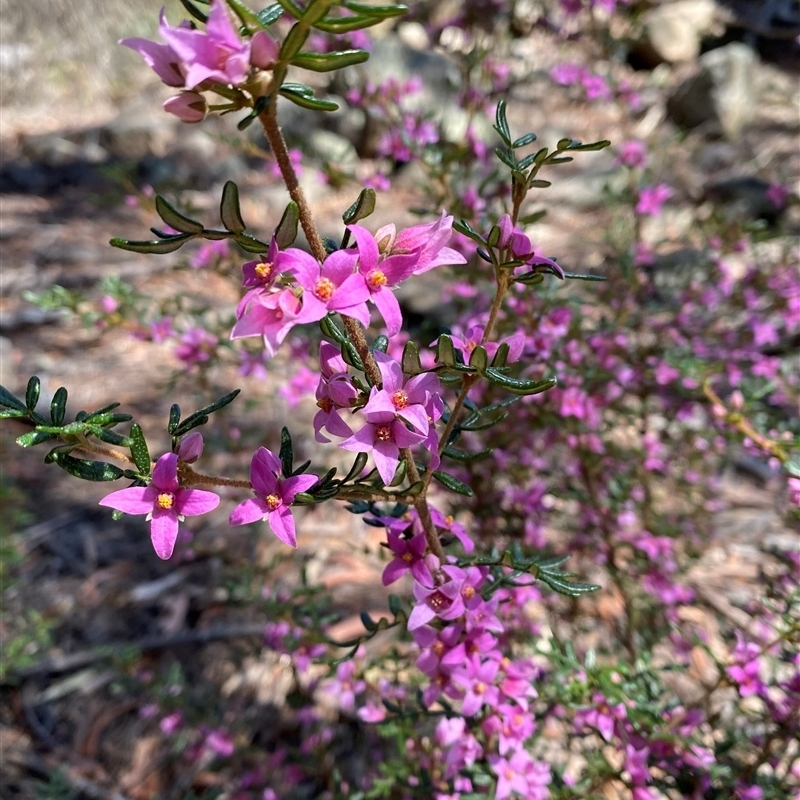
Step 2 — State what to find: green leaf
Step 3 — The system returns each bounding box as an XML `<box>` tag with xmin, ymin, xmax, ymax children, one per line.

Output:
<box><xmin>432</xmin><ymin>470</ymin><xmax>474</xmax><ymax>497</ymax></box>
<box><xmin>155</xmin><ymin>196</ymin><xmax>204</xmax><ymax>234</ymax></box>
<box><xmin>234</xmin><ymin>233</ymin><xmax>271</xmax><ymax>253</ymax></box>
<box><xmin>178</xmin><ymin>0</ymin><xmax>209</xmax><ymax>22</ymax></box>
<box><xmin>279</xmin><ymin>84</ymin><xmax>339</xmax><ymax>111</ymax></box>
<box><xmin>344</xmin><ymin>452</ymin><xmax>369</xmax><ymax>483</ymax></box>
<box><xmin>486</xmin><ymin>224</ymin><xmax>502</xmax><ymax>248</ymax></box>
<box><xmin>129</xmin><ymin>423</ymin><xmax>151</xmax><ymax>476</ymax></box>
<box><xmin>280</xmin><ymin>426</ymin><xmax>293</xmax><ymax>477</ymax></box>
<box><xmin>512</xmin><ymin>131</ymin><xmax>537</xmax><ymax>148</ymax></box>
<box><xmin>491</xmin><ymin>342</ymin><xmax>509</xmax><ymax>368</ymax></box>
<box><xmin>237</xmin><ymin>95</ymin><xmax>270</xmax><ymax>131</ymax></box>
<box><xmin>468</xmin><ymin>345</ymin><xmax>488</xmax><ymax>374</ymax></box>
<box><xmin>360</xmin><ymin>611</ymin><xmax>378</xmax><ymax>632</ymax></box>
<box><xmin>442</xmin><ymin>446</ymin><xmax>492</xmax><ymax>463</ymax></box>
<box><xmin>257</xmin><ymin>3</ymin><xmax>285</xmax><ymax>26</ymax></box>
<box><xmin>567</xmin><ymin>139</ymin><xmax>611</xmax><ymax>151</ymax></box>
<box><xmin>109</xmin><ymin>234</ymin><xmax>195</xmax><ymax>254</ymax></box>
<box><xmin>280</xmin><ymin>20</ymin><xmax>311</xmax><ymax>60</ymax></box>
<box><xmin>275</xmin><ymin>0</ymin><xmax>303</xmax><ymax>16</ymax></box>
<box><xmin>319</xmin><ymin>314</ymin><xmax>347</xmax><ymax>345</ymax></box>
<box><xmin>518</xmin><ymin>209</ymin><xmax>547</xmax><ymax>225</ymax></box>
<box><xmin>563</xmin><ymin>272</ymin><xmax>606</xmax><ymax>281</ymax></box>
<box><xmin>85</xmin><ymin>411</ymin><xmax>132</xmax><ymax>426</ymax></box>
<box><xmin>291</xmin><ymin>49</ymin><xmax>369</xmax><ymax>72</ymax></box>
<box><xmin>388</xmin><ymin>593</ymin><xmax>402</xmax><ymax>616</ymax></box>
<box><xmin>25</xmin><ymin>376</ymin><xmax>41</xmax><ymax>412</ymax></box>
<box><xmin>342</xmin><ymin>1</ymin><xmax>408</xmax><ymax>18</ymax></box>
<box><xmin>226</xmin><ymin>0</ymin><xmax>266</xmax><ymax>29</ymax></box>
<box><xmin>16</xmin><ymin>430</ymin><xmax>57</xmax><ymax>447</ymax></box>
<box><xmin>538</xmin><ymin>570</ymin><xmax>600</xmax><ymax>597</ymax></box>
<box><xmin>493</xmin><ymin>100</ymin><xmax>511</xmax><ymax>145</ymax></box>
<box><xmin>48</xmin><ymin>386</ymin><xmax>67</xmax><ymax>424</ymax></box>
<box><xmin>452</xmin><ymin>219</ymin><xmax>486</xmax><ymax>245</ymax></box>
<box><xmin>44</xmin><ymin>450</ymin><xmax>126</xmax><ymax>482</ymax></box>
<box><xmin>483</xmin><ymin>369</ymin><xmax>557</xmax><ymax>396</ymax></box>
<box><xmin>494</xmin><ymin>147</ymin><xmax>516</xmax><ymax>170</ymax></box>
<box><xmin>0</xmin><ymin>407</ymin><xmax>29</xmax><ymax>420</ymax></box>
<box><xmin>372</xmin><ymin>335</ymin><xmax>389</xmax><ymax>354</ymax></box>
<box><xmin>435</xmin><ymin>334</ymin><xmax>457</xmax><ymax>368</ymax></box>
<box><xmin>275</xmin><ymin>201</ymin><xmax>300</xmax><ymax>248</ymax></box>
<box><xmin>342</xmin><ymin>187</ymin><xmax>376</xmax><ymax>225</ymax></box>
<box><xmin>0</xmin><ymin>384</ymin><xmax>27</xmax><ymax>412</ymax></box>
<box><xmin>171</xmin><ymin>389</ymin><xmax>241</xmax><ymax>437</ymax></box>
<box><xmin>528</xmin><ymin>179</ymin><xmax>551</xmax><ymax>188</ymax></box>
<box><xmin>546</xmin><ymin>156</ymin><xmax>572</xmax><ymax>165</ymax></box>
<box><xmin>401</xmin><ymin>341</ymin><xmax>423</xmax><ymax>376</ymax></box>
<box><xmin>514</xmin><ymin>272</ymin><xmax>545</xmax><ymax>286</ymax></box>
<box><xmin>389</xmin><ymin>458</ymin><xmax>407</xmax><ymax>487</ymax></box>
<box><xmin>93</xmin><ymin>427</ymin><xmax>132</xmax><ymax>447</ymax></box>
<box><xmin>168</xmin><ymin>404</ymin><xmax>181</xmax><ymax>435</ymax></box>
<box><xmin>220</xmin><ymin>181</ymin><xmax>246</xmax><ymax>234</ymax></box>
<box><xmin>313</xmin><ymin>14</ymin><xmax>382</xmax><ymax>32</ymax></box>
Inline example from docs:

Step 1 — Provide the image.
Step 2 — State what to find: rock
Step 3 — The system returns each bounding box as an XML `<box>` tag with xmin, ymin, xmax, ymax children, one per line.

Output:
<box><xmin>640</xmin><ymin>0</ymin><xmax>719</xmax><ymax>64</ymax></box>
<box><xmin>307</xmin><ymin>129</ymin><xmax>359</xmax><ymax>167</ymax></box>
<box><xmin>99</xmin><ymin>101</ymin><xmax>176</xmax><ymax>161</ymax></box>
<box><xmin>667</xmin><ymin>43</ymin><xmax>759</xmax><ymax>138</ymax></box>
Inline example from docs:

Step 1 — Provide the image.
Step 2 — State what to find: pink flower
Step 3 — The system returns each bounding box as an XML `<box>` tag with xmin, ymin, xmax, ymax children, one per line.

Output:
<box><xmin>348</xmin><ymin>225</ymin><xmax>418</xmax><ymax>335</ymax></box>
<box><xmin>382</xmin><ymin>529</ymin><xmax>428</xmax><ymax>585</ymax></box>
<box><xmin>230</xmin><ymin>288</ymin><xmax>303</xmax><ymax>357</ymax></box>
<box><xmin>190</xmin><ymin>238</ymin><xmax>228</xmax><ymax>269</ymax></box>
<box><xmin>158</xmin><ymin>0</ymin><xmax>254</xmax><ymax>89</ymax></box>
<box><xmin>313</xmin><ymin>342</ymin><xmax>358</xmax><ymax>443</ymax></box>
<box><xmin>163</xmin><ymin>90</ymin><xmax>207</xmax><ymax>123</ymax></box>
<box><xmin>99</xmin><ymin>453</ymin><xmax>220</xmax><ymax>559</ymax></box>
<box><xmin>765</xmin><ymin>182</ymin><xmax>790</xmax><ymax>209</ymax></box>
<box><xmin>175</xmin><ymin>327</ymin><xmax>217</xmax><ymax>367</ymax></box>
<box><xmin>229</xmin><ymin>447</ymin><xmax>318</xmax><ymax>548</ymax></box>
<box><xmin>120</xmin><ymin>10</ymin><xmax>188</xmax><ymax>87</ymax></box>
<box><xmin>636</xmin><ymin>184</ymin><xmax>673</xmax><ymax>216</ymax></box>
<box><xmin>285</xmin><ymin>248</ymin><xmax>370</xmax><ymax>325</ymax></box>
<box><xmin>617</xmin><ymin>140</ymin><xmax>647</xmax><ymax>168</ymax></box>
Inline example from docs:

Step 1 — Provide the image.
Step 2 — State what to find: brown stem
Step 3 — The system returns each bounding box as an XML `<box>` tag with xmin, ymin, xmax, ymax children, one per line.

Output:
<box><xmin>341</xmin><ymin>316</ymin><xmax>382</xmax><ymax>388</ymax></box>
<box><xmin>258</xmin><ymin>102</ymin><xmax>326</xmax><ymax>263</ymax></box>
<box><xmin>74</xmin><ymin>434</ymin><xmax>135</xmax><ymax>465</ymax></box>
<box><xmin>179</xmin><ymin>464</ymin><xmax>252</xmax><ymax>490</ymax></box>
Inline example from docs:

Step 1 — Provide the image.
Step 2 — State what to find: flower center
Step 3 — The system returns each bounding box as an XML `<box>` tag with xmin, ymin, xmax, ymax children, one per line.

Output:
<box><xmin>314</xmin><ymin>277</ymin><xmax>335</xmax><ymax>301</ymax></box>
<box><xmin>433</xmin><ymin>641</ymin><xmax>445</xmax><ymax>656</ymax></box>
<box><xmin>428</xmin><ymin>590</ymin><xmax>449</xmax><ymax>611</ymax></box>
<box><xmin>317</xmin><ymin>397</ymin><xmax>333</xmax><ymax>413</ymax></box>
<box><xmin>255</xmin><ymin>262</ymin><xmax>273</xmax><ymax>281</ymax></box>
<box><xmin>375</xmin><ymin>424</ymin><xmax>392</xmax><ymax>442</ymax></box>
<box><xmin>265</xmin><ymin>493</ymin><xmax>281</xmax><ymax>510</ymax></box>
<box><xmin>475</xmin><ymin>681</ymin><xmax>486</xmax><ymax>695</ymax></box>
<box><xmin>157</xmin><ymin>492</ymin><xmax>175</xmax><ymax>510</ymax></box>
<box><xmin>391</xmin><ymin>389</ymin><xmax>409</xmax><ymax>409</ymax></box>
<box><xmin>402</xmin><ymin>551</ymin><xmax>414</xmax><ymax>562</ymax></box>
<box><xmin>462</xmin><ymin>585</ymin><xmax>476</xmax><ymax>600</ymax></box>
<box><xmin>445</xmin><ymin>514</ymin><xmax>454</xmax><ymax>526</ymax></box>
<box><xmin>367</xmin><ymin>269</ymin><xmax>388</xmax><ymax>289</ymax></box>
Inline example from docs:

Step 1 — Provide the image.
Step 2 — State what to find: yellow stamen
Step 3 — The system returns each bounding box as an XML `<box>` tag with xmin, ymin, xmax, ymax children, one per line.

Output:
<box><xmin>255</xmin><ymin>262</ymin><xmax>273</xmax><ymax>280</ymax></box>
<box><xmin>391</xmin><ymin>389</ymin><xmax>409</xmax><ymax>409</ymax></box>
<box><xmin>265</xmin><ymin>494</ymin><xmax>281</xmax><ymax>510</ymax></box>
<box><xmin>157</xmin><ymin>492</ymin><xmax>174</xmax><ymax>510</ymax></box>
<box><xmin>375</xmin><ymin>424</ymin><xmax>392</xmax><ymax>442</ymax></box>
<box><xmin>314</xmin><ymin>277</ymin><xmax>335</xmax><ymax>301</ymax></box>
<box><xmin>367</xmin><ymin>269</ymin><xmax>388</xmax><ymax>289</ymax></box>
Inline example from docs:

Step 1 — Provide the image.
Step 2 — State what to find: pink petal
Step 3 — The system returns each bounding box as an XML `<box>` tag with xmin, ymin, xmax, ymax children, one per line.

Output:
<box><xmin>99</xmin><ymin>486</ymin><xmax>155</xmax><ymax>515</ymax></box>
<box><xmin>281</xmin><ymin>473</ymin><xmax>317</xmax><ymax>503</ymax></box>
<box><xmin>175</xmin><ymin>488</ymin><xmax>220</xmax><ymax>516</ymax></box>
<box><xmin>348</xmin><ymin>224</ymin><xmax>379</xmax><ymax>272</ymax></box>
<box><xmin>150</xmin><ymin>508</ymin><xmax>180</xmax><ymax>559</ymax></box>
<box><xmin>229</xmin><ymin>497</ymin><xmax>268</xmax><ymax>526</ymax></box>
<box><xmin>268</xmin><ymin>507</ymin><xmax>297</xmax><ymax>547</ymax></box>
<box><xmin>152</xmin><ymin>453</ymin><xmax>180</xmax><ymax>492</ymax></box>
<box><xmin>372</xmin><ymin>288</ymin><xmax>403</xmax><ymax>336</ymax></box>
<box><xmin>372</xmin><ymin>440</ymin><xmax>400</xmax><ymax>485</ymax></box>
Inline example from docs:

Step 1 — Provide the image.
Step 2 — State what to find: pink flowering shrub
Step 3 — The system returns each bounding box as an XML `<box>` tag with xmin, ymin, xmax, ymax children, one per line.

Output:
<box><xmin>3</xmin><ymin>2</ymin><xmax>798</xmax><ymax>799</ymax></box>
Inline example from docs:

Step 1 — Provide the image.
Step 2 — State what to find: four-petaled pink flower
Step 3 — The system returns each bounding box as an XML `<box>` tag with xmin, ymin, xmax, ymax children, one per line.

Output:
<box><xmin>229</xmin><ymin>446</ymin><xmax>317</xmax><ymax>548</ymax></box>
<box><xmin>99</xmin><ymin>453</ymin><xmax>220</xmax><ymax>560</ymax></box>
<box><xmin>231</xmin><ymin>288</ymin><xmax>303</xmax><ymax>357</ymax></box>
<box><xmin>636</xmin><ymin>184</ymin><xmax>673</xmax><ymax>216</ymax></box>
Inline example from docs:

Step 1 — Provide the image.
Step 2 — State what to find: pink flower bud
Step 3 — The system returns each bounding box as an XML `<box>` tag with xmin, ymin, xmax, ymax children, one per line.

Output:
<box><xmin>177</xmin><ymin>432</ymin><xmax>204</xmax><ymax>463</ymax></box>
<box><xmin>250</xmin><ymin>31</ymin><xmax>279</xmax><ymax>69</ymax></box>
<box><xmin>163</xmin><ymin>91</ymin><xmax>207</xmax><ymax>123</ymax></box>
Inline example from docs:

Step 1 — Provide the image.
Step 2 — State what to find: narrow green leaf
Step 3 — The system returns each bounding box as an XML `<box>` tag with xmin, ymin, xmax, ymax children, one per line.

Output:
<box><xmin>178</xmin><ymin>0</ymin><xmax>209</xmax><ymax>22</ymax></box>
<box><xmin>401</xmin><ymin>341</ymin><xmax>423</xmax><ymax>376</ymax></box>
<box><xmin>313</xmin><ymin>14</ymin><xmax>381</xmax><ymax>32</ymax></box>
<box><xmin>567</xmin><ymin>139</ymin><xmax>611</xmax><ymax>151</ymax></box>
<box><xmin>93</xmin><ymin>427</ymin><xmax>132</xmax><ymax>447</ymax></box>
<box><xmin>129</xmin><ymin>423</ymin><xmax>151</xmax><ymax>476</ymax></box>
<box><xmin>0</xmin><ymin>408</ymin><xmax>29</xmax><ymax>420</ymax></box>
<box><xmin>171</xmin><ymin>389</ymin><xmax>241</xmax><ymax>437</ymax></box>
<box><xmin>279</xmin><ymin>85</ymin><xmax>339</xmax><ymax>111</ymax></box>
<box><xmin>275</xmin><ymin>0</ymin><xmax>303</xmax><ymax>16</ymax></box>
<box><xmin>528</xmin><ymin>179</ymin><xmax>551</xmax><ymax>188</ymax></box>
<box><xmin>432</xmin><ymin>470</ymin><xmax>474</xmax><ymax>497</ymax></box>
<box><xmin>275</xmin><ymin>201</ymin><xmax>300</xmax><ymax>248</ymax></box>
<box><xmin>344</xmin><ymin>452</ymin><xmax>369</xmax><ymax>483</ymax></box>
<box><xmin>280</xmin><ymin>20</ymin><xmax>310</xmax><ymax>60</ymax></box>
<box><xmin>388</xmin><ymin>594</ymin><xmax>402</xmax><ymax>616</ymax></box>
<box><xmin>442</xmin><ymin>446</ymin><xmax>492</xmax><ymax>463</ymax></box>
<box><xmin>45</xmin><ymin>451</ymin><xmax>126</xmax><ymax>482</ymax></box>
<box><xmin>0</xmin><ymin>385</ymin><xmax>27</xmax><ymax>412</ymax></box>
<box><xmin>234</xmin><ymin>233</ymin><xmax>271</xmax><ymax>253</ymax></box>
<box><xmin>468</xmin><ymin>345</ymin><xmax>488</xmax><ymax>374</ymax></box>
<box><xmin>155</xmin><ymin>196</ymin><xmax>204</xmax><ymax>234</ymax></box>
<box><xmin>486</xmin><ymin>224</ymin><xmax>502</xmax><ymax>248</ymax></box>
<box><xmin>484</xmin><ymin>369</ymin><xmax>557</xmax><ymax>396</ymax></box>
<box><xmin>342</xmin><ymin>187</ymin><xmax>376</xmax><ymax>225</ymax></box>
<box><xmin>83</xmin><ymin>402</ymin><xmax>120</xmax><ymax>418</ymax></box>
<box><xmin>493</xmin><ymin>100</ymin><xmax>511</xmax><ymax>145</ymax></box>
<box><xmin>494</xmin><ymin>147</ymin><xmax>516</xmax><ymax>170</ymax></box>
<box><xmin>220</xmin><ymin>181</ymin><xmax>246</xmax><ymax>234</ymax></box>
<box><xmin>512</xmin><ymin>131</ymin><xmax>537</xmax><ymax>148</ymax></box>
<box><xmin>372</xmin><ymin>335</ymin><xmax>389</xmax><ymax>354</ymax></box>
<box><xmin>557</xmin><ymin>138</ymin><xmax>572</xmax><ymax>150</ymax></box>
<box><xmin>491</xmin><ymin>342</ymin><xmax>509</xmax><ymax>368</ymax></box>
<box><xmin>168</xmin><ymin>404</ymin><xmax>181</xmax><ymax>435</ymax></box>
<box><xmin>226</xmin><ymin>0</ymin><xmax>266</xmax><ymax>29</ymax></box>
<box><xmin>389</xmin><ymin>458</ymin><xmax>407</xmax><ymax>487</ymax></box>
<box><xmin>16</xmin><ymin>430</ymin><xmax>57</xmax><ymax>447</ymax></box>
<box><xmin>360</xmin><ymin>611</ymin><xmax>377</xmax><ymax>632</ymax></box>
<box><xmin>237</xmin><ymin>95</ymin><xmax>270</xmax><ymax>131</ymax></box>
<box><xmin>563</xmin><ymin>272</ymin><xmax>607</xmax><ymax>281</ymax></box>
<box><xmin>435</xmin><ymin>334</ymin><xmax>457</xmax><ymax>368</ymax></box>
<box><xmin>291</xmin><ymin>49</ymin><xmax>369</xmax><ymax>72</ymax></box>
<box><xmin>25</xmin><ymin>376</ymin><xmax>41</xmax><ymax>412</ymax></box>
<box><xmin>319</xmin><ymin>314</ymin><xmax>347</xmax><ymax>345</ymax></box>
<box><xmin>342</xmin><ymin>1</ymin><xmax>408</xmax><ymax>18</ymax></box>
<box><xmin>109</xmin><ymin>234</ymin><xmax>195</xmax><ymax>254</ymax></box>
<box><xmin>257</xmin><ymin>4</ymin><xmax>285</xmax><ymax>26</ymax></box>
<box><xmin>518</xmin><ymin>209</ymin><xmax>547</xmax><ymax>225</ymax></box>
<box><xmin>515</xmin><ymin>272</ymin><xmax>545</xmax><ymax>286</ymax></box>
<box><xmin>452</xmin><ymin>219</ymin><xmax>486</xmax><ymax>245</ymax></box>
<box><xmin>546</xmin><ymin>156</ymin><xmax>573</xmax><ymax>165</ymax></box>
<box><xmin>280</xmin><ymin>426</ymin><xmax>293</xmax><ymax>477</ymax></box>
<box><xmin>85</xmin><ymin>412</ymin><xmax>133</xmax><ymax>427</ymax></box>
